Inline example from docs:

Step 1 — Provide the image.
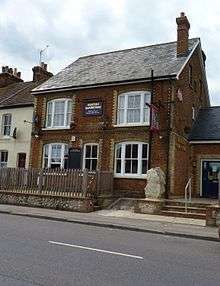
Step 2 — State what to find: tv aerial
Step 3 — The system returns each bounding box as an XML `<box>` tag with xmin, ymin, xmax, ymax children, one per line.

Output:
<box><xmin>39</xmin><ymin>45</ymin><xmax>49</xmax><ymax>65</ymax></box>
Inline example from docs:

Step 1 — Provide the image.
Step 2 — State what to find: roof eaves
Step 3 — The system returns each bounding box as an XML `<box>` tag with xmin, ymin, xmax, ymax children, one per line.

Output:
<box><xmin>31</xmin><ymin>74</ymin><xmax>177</xmax><ymax>95</ymax></box>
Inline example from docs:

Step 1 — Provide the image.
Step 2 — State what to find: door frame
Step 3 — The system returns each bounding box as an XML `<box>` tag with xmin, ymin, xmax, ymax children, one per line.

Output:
<box><xmin>200</xmin><ymin>158</ymin><xmax>220</xmax><ymax>197</ymax></box>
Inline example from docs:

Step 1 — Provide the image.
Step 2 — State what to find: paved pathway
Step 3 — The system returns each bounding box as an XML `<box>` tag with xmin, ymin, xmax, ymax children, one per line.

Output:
<box><xmin>0</xmin><ymin>204</ymin><xmax>218</xmax><ymax>241</ymax></box>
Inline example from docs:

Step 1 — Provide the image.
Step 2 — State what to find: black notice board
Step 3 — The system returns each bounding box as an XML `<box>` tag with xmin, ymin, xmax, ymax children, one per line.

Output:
<box><xmin>68</xmin><ymin>148</ymin><xmax>82</xmax><ymax>169</ymax></box>
<box><xmin>84</xmin><ymin>101</ymin><xmax>103</xmax><ymax>116</ymax></box>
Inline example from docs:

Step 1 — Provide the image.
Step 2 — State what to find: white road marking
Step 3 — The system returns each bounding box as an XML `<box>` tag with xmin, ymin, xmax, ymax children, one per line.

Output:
<box><xmin>48</xmin><ymin>240</ymin><xmax>144</xmax><ymax>260</ymax></box>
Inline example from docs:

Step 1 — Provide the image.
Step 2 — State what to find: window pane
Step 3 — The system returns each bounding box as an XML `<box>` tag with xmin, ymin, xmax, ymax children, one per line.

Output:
<box><xmin>85</xmin><ymin>146</ymin><xmax>91</xmax><ymax>158</ymax></box>
<box><xmin>142</xmin><ymin>160</ymin><xmax>148</xmax><ymax>174</ymax></box>
<box><xmin>142</xmin><ymin>144</ymin><xmax>148</xmax><ymax>158</ymax></box>
<box><xmin>125</xmin><ymin>160</ymin><xmax>132</xmax><ymax>173</ymax></box>
<box><xmin>91</xmin><ymin>159</ymin><xmax>97</xmax><ymax>171</ymax></box>
<box><xmin>144</xmin><ymin>93</ymin><xmax>151</xmax><ymax>104</ymax></box>
<box><xmin>92</xmin><ymin>146</ymin><xmax>98</xmax><ymax>158</ymax></box>
<box><xmin>116</xmin><ymin>159</ymin><xmax>121</xmax><ymax>173</ymax></box>
<box><xmin>143</xmin><ymin>108</ymin><xmax>150</xmax><ymax>123</ymax></box>
<box><xmin>54</xmin><ymin>101</ymin><xmax>65</xmax><ymax>113</ymax></box>
<box><xmin>85</xmin><ymin>159</ymin><xmax>90</xmax><ymax>169</ymax></box>
<box><xmin>132</xmin><ymin>144</ymin><xmax>138</xmax><ymax>158</ymax></box>
<box><xmin>116</xmin><ymin>144</ymin><xmax>122</xmax><ymax>158</ymax></box>
<box><xmin>118</xmin><ymin>109</ymin><xmax>124</xmax><ymax>124</ymax></box>
<box><xmin>127</xmin><ymin>109</ymin><xmax>140</xmax><ymax>123</ymax></box>
<box><xmin>125</xmin><ymin>144</ymin><xmax>131</xmax><ymax>158</ymax></box>
<box><xmin>47</xmin><ymin>102</ymin><xmax>52</xmax><ymax>114</ymax></box>
<box><xmin>118</xmin><ymin>95</ymin><xmax>125</xmax><ymax>108</ymax></box>
<box><xmin>44</xmin><ymin>145</ymin><xmax>49</xmax><ymax>157</ymax></box>
<box><xmin>132</xmin><ymin>160</ymin><xmax>138</xmax><ymax>173</ymax></box>
<box><xmin>54</xmin><ymin>114</ymin><xmax>64</xmax><ymax>126</ymax></box>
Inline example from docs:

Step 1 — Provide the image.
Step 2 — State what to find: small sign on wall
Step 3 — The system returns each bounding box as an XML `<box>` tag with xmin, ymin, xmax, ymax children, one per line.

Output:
<box><xmin>84</xmin><ymin>101</ymin><xmax>103</xmax><ymax>116</ymax></box>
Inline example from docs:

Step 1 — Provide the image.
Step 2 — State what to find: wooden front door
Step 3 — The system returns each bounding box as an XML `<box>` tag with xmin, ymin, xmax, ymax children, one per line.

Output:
<box><xmin>17</xmin><ymin>153</ymin><xmax>26</xmax><ymax>168</ymax></box>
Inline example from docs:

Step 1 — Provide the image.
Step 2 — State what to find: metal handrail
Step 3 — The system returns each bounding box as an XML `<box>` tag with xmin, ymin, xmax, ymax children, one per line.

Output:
<box><xmin>185</xmin><ymin>178</ymin><xmax>192</xmax><ymax>213</ymax></box>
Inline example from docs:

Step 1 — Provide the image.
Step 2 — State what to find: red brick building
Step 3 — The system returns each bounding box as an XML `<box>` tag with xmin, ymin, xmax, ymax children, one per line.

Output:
<box><xmin>30</xmin><ymin>13</ymin><xmax>211</xmax><ymax>198</ymax></box>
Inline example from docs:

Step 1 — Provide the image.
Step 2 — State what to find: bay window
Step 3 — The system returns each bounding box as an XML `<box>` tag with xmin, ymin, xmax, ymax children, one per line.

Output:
<box><xmin>46</xmin><ymin>99</ymin><xmax>72</xmax><ymax>128</ymax></box>
<box><xmin>115</xmin><ymin>142</ymin><xmax>148</xmax><ymax>178</ymax></box>
<box><xmin>117</xmin><ymin>91</ymin><xmax>151</xmax><ymax>125</ymax></box>
<box><xmin>43</xmin><ymin>143</ymin><xmax>68</xmax><ymax>169</ymax></box>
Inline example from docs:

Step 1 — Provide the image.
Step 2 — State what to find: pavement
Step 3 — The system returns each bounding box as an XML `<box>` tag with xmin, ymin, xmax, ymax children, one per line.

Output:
<box><xmin>0</xmin><ymin>204</ymin><xmax>218</xmax><ymax>242</ymax></box>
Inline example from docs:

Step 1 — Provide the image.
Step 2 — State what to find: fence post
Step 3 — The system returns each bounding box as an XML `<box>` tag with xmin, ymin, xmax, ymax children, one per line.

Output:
<box><xmin>82</xmin><ymin>169</ymin><xmax>88</xmax><ymax>196</ymax></box>
<box><xmin>38</xmin><ymin>169</ymin><xmax>44</xmax><ymax>193</ymax></box>
<box><xmin>96</xmin><ymin>170</ymin><xmax>101</xmax><ymax>196</ymax></box>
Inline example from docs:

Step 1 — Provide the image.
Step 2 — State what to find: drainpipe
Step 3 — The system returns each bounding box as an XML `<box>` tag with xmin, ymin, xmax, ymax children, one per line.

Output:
<box><xmin>165</xmin><ymin>79</ymin><xmax>175</xmax><ymax>199</ymax></box>
<box><xmin>148</xmin><ymin>69</ymin><xmax>154</xmax><ymax>169</ymax></box>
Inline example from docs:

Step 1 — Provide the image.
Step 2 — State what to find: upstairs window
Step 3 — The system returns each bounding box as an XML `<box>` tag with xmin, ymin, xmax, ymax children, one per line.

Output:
<box><xmin>46</xmin><ymin>99</ymin><xmax>72</xmax><ymax>128</ymax></box>
<box><xmin>117</xmin><ymin>91</ymin><xmax>151</xmax><ymax>126</ymax></box>
<box><xmin>0</xmin><ymin>150</ymin><xmax>8</xmax><ymax>168</ymax></box>
<box><xmin>43</xmin><ymin>143</ymin><xmax>68</xmax><ymax>169</ymax></box>
<box><xmin>2</xmin><ymin>114</ymin><xmax>12</xmax><ymax>136</ymax></box>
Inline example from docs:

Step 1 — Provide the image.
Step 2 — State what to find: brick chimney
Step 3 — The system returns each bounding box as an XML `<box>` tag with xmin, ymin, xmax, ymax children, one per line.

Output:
<box><xmin>176</xmin><ymin>12</ymin><xmax>190</xmax><ymax>57</ymax></box>
<box><xmin>32</xmin><ymin>62</ymin><xmax>53</xmax><ymax>82</ymax></box>
<box><xmin>0</xmin><ymin>66</ymin><xmax>23</xmax><ymax>88</ymax></box>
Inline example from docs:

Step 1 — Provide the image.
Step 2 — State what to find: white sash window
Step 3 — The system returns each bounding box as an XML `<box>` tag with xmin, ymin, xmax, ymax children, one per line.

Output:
<box><xmin>115</xmin><ymin>142</ymin><xmax>148</xmax><ymax>178</ymax></box>
<box><xmin>117</xmin><ymin>91</ymin><xmax>151</xmax><ymax>126</ymax></box>
<box><xmin>46</xmin><ymin>99</ymin><xmax>72</xmax><ymax>128</ymax></box>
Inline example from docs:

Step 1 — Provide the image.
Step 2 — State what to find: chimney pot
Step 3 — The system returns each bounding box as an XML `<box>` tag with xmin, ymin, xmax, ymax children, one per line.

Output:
<box><xmin>180</xmin><ymin>12</ymin><xmax>185</xmax><ymax>17</ymax></box>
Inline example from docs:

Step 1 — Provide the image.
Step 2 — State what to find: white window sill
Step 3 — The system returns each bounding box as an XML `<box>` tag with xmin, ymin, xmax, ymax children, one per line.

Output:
<box><xmin>113</xmin><ymin>123</ymin><xmax>150</xmax><ymax>128</ymax></box>
<box><xmin>42</xmin><ymin>127</ymin><xmax>71</xmax><ymax>131</ymax></box>
<box><xmin>114</xmin><ymin>174</ymin><xmax>147</xmax><ymax>179</ymax></box>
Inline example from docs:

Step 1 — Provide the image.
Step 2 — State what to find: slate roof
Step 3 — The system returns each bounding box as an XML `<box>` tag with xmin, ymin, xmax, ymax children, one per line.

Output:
<box><xmin>0</xmin><ymin>81</ymin><xmax>39</xmax><ymax>108</ymax></box>
<box><xmin>33</xmin><ymin>38</ymin><xmax>200</xmax><ymax>93</ymax></box>
<box><xmin>189</xmin><ymin>107</ymin><xmax>220</xmax><ymax>141</ymax></box>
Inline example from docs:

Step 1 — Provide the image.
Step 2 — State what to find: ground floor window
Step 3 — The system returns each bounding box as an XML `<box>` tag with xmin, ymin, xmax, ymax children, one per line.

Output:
<box><xmin>115</xmin><ymin>142</ymin><xmax>148</xmax><ymax>178</ymax></box>
<box><xmin>43</xmin><ymin>143</ymin><xmax>68</xmax><ymax>169</ymax></box>
<box><xmin>83</xmin><ymin>143</ymin><xmax>99</xmax><ymax>171</ymax></box>
<box><xmin>0</xmin><ymin>150</ymin><xmax>8</xmax><ymax>168</ymax></box>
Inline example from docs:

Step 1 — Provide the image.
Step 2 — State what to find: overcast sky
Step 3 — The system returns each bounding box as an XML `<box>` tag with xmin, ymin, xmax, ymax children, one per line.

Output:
<box><xmin>0</xmin><ymin>0</ymin><xmax>220</xmax><ymax>104</ymax></box>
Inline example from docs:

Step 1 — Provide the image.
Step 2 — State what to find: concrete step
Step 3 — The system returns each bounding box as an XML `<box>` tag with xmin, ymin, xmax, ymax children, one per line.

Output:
<box><xmin>163</xmin><ymin>205</ymin><xmax>207</xmax><ymax>214</ymax></box>
<box><xmin>164</xmin><ymin>199</ymin><xmax>212</xmax><ymax>209</ymax></box>
<box><xmin>160</xmin><ymin>210</ymin><xmax>206</xmax><ymax>220</ymax></box>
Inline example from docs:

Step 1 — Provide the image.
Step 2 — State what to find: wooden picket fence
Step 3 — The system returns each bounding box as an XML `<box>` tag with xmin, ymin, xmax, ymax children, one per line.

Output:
<box><xmin>0</xmin><ymin>168</ymin><xmax>113</xmax><ymax>198</ymax></box>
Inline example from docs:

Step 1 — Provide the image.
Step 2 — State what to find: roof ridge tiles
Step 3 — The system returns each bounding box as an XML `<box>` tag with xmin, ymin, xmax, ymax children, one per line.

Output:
<box><xmin>78</xmin><ymin>38</ymin><xmax>200</xmax><ymax>59</ymax></box>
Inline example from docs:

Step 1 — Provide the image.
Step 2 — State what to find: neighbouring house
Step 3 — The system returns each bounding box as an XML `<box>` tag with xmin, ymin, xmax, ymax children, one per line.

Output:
<box><xmin>0</xmin><ymin>63</ymin><xmax>52</xmax><ymax>168</ymax></box>
<box><xmin>30</xmin><ymin>12</ymin><xmax>211</xmax><ymax>199</ymax></box>
<box><xmin>189</xmin><ymin>107</ymin><xmax>220</xmax><ymax>199</ymax></box>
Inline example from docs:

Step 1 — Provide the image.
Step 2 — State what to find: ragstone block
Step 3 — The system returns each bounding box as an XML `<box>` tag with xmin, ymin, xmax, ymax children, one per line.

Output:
<box><xmin>0</xmin><ymin>192</ymin><xmax>94</xmax><ymax>212</ymax></box>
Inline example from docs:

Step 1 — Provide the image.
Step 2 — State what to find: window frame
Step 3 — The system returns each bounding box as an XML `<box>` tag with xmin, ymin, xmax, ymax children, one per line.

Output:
<box><xmin>116</xmin><ymin>91</ymin><xmax>151</xmax><ymax>127</ymax></box>
<box><xmin>43</xmin><ymin>143</ymin><xmax>68</xmax><ymax>169</ymax></box>
<box><xmin>2</xmin><ymin>113</ymin><xmax>12</xmax><ymax>136</ymax></box>
<box><xmin>114</xmin><ymin>141</ymin><xmax>149</xmax><ymax>179</ymax></box>
<box><xmin>0</xmin><ymin>150</ymin><xmax>8</xmax><ymax>168</ymax></box>
<box><xmin>82</xmin><ymin>143</ymin><xmax>99</xmax><ymax>171</ymax></box>
<box><xmin>45</xmin><ymin>98</ymin><xmax>72</xmax><ymax>129</ymax></box>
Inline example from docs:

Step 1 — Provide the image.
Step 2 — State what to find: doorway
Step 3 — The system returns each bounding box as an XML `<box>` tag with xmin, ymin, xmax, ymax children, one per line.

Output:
<box><xmin>201</xmin><ymin>160</ymin><xmax>220</xmax><ymax>198</ymax></box>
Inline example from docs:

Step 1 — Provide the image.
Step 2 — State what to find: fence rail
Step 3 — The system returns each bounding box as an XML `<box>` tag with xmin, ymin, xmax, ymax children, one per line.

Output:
<box><xmin>0</xmin><ymin>168</ymin><xmax>113</xmax><ymax>198</ymax></box>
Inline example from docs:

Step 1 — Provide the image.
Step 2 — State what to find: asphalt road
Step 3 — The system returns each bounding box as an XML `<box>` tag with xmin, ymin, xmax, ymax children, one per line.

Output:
<box><xmin>0</xmin><ymin>214</ymin><xmax>219</xmax><ymax>286</ymax></box>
